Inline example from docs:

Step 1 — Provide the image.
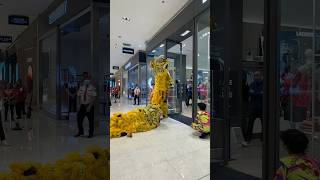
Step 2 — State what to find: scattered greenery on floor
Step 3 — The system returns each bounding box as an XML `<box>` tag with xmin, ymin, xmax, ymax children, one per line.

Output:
<box><xmin>0</xmin><ymin>147</ymin><xmax>109</xmax><ymax>180</ymax></box>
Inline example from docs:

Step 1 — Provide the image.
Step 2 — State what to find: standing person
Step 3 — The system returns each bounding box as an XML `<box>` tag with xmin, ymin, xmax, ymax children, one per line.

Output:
<box><xmin>274</xmin><ymin>129</ymin><xmax>320</xmax><ymax>180</ymax></box>
<box><xmin>186</xmin><ymin>84</ymin><xmax>192</xmax><ymax>107</ymax></box>
<box><xmin>242</xmin><ymin>71</ymin><xmax>263</xmax><ymax>147</ymax></box>
<box><xmin>74</xmin><ymin>72</ymin><xmax>97</xmax><ymax>138</ymax></box>
<box><xmin>133</xmin><ymin>85</ymin><xmax>141</xmax><ymax>105</ymax></box>
<box><xmin>4</xmin><ymin>83</ymin><xmax>15</xmax><ymax>123</ymax></box>
<box><xmin>0</xmin><ymin>83</ymin><xmax>8</xmax><ymax>146</ymax></box>
<box><xmin>15</xmin><ymin>80</ymin><xmax>27</xmax><ymax>120</ymax></box>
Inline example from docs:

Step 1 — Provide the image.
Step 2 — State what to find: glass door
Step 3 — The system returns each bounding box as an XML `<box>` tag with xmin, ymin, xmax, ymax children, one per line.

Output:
<box><xmin>166</xmin><ymin>40</ymin><xmax>184</xmax><ymax>116</ymax></box>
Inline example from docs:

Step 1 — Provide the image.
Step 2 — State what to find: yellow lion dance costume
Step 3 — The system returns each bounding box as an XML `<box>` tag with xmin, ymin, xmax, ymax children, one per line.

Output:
<box><xmin>110</xmin><ymin>58</ymin><xmax>173</xmax><ymax>138</ymax></box>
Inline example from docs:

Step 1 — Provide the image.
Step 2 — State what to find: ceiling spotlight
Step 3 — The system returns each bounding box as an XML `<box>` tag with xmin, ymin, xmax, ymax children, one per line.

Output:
<box><xmin>180</xmin><ymin>30</ymin><xmax>191</xmax><ymax>37</ymax></box>
<box><xmin>122</xmin><ymin>17</ymin><xmax>131</xmax><ymax>22</ymax></box>
<box><xmin>202</xmin><ymin>0</ymin><xmax>208</xmax><ymax>3</ymax></box>
<box><xmin>159</xmin><ymin>44</ymin><xmax>164</xmax><ymax>48</ymax></box>
<box><xmin>152</xmin><ymin>50</ymin><xmax>156</xmax><ymax>53</ymax></box>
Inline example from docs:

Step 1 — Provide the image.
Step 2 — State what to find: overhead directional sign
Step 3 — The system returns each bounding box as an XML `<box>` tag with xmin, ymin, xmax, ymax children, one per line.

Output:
<box><xmin>8</xmin><ymin>15</ymin><xmax>29</xmax><ymax>25</ymax></box>
<box><xmin>113</xmin><ymin>66</ymin><xmax>120</xmax><ymax>70</ymax></box>
<box><xmin>122</xmin><ymin>47</ymin><xmax>134</xmax><ymax>54</ymax></box>
<box><xmin>0</xmin><ymin>36</ymin><xmax>13</xmax><ymax>43</ymax></box>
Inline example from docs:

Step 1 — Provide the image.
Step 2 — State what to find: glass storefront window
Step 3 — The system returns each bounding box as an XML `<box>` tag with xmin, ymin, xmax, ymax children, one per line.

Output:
<box><xmin>60</xmin><ymin>11</ymin><xmax>91</xmax><ymax>118</ymax></box>
<box><xmin>196</xmin><ymin>10</ymin><xmax>210</xmax><ymax>114</ymax></box>
<box><xmin>278</xmin><ymin>0</ymin><xmax>320</xmax><ymax>175</ymax></box>
<box><xmin>39</xmin><ymin>33</ymin><xmax>57</xmax><ymax>115</ymax></box>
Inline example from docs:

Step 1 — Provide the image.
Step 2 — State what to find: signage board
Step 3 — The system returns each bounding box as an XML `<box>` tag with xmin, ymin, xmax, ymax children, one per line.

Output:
<box><xmin>8</xmin><ymin>15</ymin><xmax>29</xmax><ymax>25</ymax></box>
<box><xmin>49</xmin><ymin>0</ymin><xmax>67</xmax><ymax>24</ymax></box>
<box><xmin>0</xmin><ymin>36</ymin><xmax>12</xmax><ymax>43</ymax></box>
<box><xmin>122</xmin><ymin>47</ymin><xmax>134</xmax><ymax>54</ymax></box>
<box><xmin>113</xmin><ymin>66</ymin><xmax>120</xmax><ymax>70</ymax></box>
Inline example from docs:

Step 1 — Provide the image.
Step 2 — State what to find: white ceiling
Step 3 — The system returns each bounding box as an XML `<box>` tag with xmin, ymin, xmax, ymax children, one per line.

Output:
<box><xmin>0</xmin><ymin>0</ymin><xmax>54</xmax><ymax>50</ymax></box>
<box><xmin>110</xmin><ymin>0</ymin><xmax>190</xmax><ymax>73</ymax></box>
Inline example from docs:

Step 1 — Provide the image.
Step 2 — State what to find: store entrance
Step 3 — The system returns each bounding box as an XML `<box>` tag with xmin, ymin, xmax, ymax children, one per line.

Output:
<box><xmin>166</xmin><ymin>39</ymin><xmax>194</xmax><ymax>125</ymax></box>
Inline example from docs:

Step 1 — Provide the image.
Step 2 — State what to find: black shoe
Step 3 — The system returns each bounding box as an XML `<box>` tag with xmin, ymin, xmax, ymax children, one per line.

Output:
<box><xmin>199</xmin><ymin>133</ymin><xmax>209</xmax><ymax>139</ymax></box>
<box><xmin>74</xmin><ymin>133</ymin><xmax>83</xmax><ymax>137</ymax></box>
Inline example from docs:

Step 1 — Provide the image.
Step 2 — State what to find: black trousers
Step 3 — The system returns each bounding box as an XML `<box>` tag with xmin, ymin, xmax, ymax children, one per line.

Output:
<box><xmin>4</xmin><ymin>102</ymin><xmax>14</xmax><ymax>122</ymax></box>
<box><xmin>0</xmin><ymin>113</ymin><xmax>5</xmax><ymax>141</ymax></box>
<box><xmin>134</xmin><ymin>95</ymin><xmax>140</xmax><ymax>105</ymax></box>
<box><xmin>16</xmin><ymin>102</ymin><xmax>26</xmax><ymax>119</ymax></box>
<box><xmin>245</xmin><ymin>108</ymin><xmax>263</xmax><ymax>142</ymax></box>
<box><xmin>77</xmin><ymin>104</ymin><xmax>94</xmax><ymax>136</ymax></box>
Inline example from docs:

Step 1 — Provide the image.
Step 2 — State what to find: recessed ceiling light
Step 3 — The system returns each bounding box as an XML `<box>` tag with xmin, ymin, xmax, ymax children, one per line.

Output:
<box><xmin>152</xmin><ymin>50</ymin><xmax>156</xmax><ymax>53</ymax></box>
<box><xmin>122</xmin><ymin>17</ymin><xmax>131</xmax><ymax>22</ymax></box>
<box><xmin>159</xmin><ymin>44</ymin><xmax>164</xmax><ymax>48</ymax></box>
<box><xmin>180</xmin><ymin>30</ymin><xmax>190</xmax><ymax>37</ymax></box>
<box><xmin>202</xmin><ymin>0</ymin><xmax>208</xmax><ymax>3</ymax></box>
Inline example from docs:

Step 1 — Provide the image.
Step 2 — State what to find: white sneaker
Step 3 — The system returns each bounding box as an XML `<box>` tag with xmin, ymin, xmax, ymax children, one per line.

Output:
<box><xmin>241</xmin><ymin>141</ymin><xmax>249</xmax><ymax>147</ymax></box>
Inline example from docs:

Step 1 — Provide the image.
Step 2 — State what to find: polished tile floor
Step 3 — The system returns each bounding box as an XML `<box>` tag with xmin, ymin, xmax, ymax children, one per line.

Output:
<box><xmin>110</xmin><ymin>99</ymin><xmax>210</xmax><ymax>180</ymax></box>
<box><xmin>0</xmin><ymin>111</ymin><xmax>107</xmax><ymax>172</ymax></box>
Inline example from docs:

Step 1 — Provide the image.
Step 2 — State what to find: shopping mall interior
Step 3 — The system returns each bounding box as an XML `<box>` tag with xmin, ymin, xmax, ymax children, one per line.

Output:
<box><xmin>0</xmin><ymin>0</ymin><xmax>319</xmax><ymax>179</ymax></box>
<box><xmin>109</xmin><ymin>0</ymin><xmax>320</xmax><ymax>180</ymax></box>
<box><xmin>0</xmin><ymin>0</ymin><xmax>109</xmax><ymax>177</ymax></box>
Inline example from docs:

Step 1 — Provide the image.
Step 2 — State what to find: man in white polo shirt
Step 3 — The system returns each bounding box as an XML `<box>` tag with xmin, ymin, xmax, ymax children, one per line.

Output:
<box><xmin>74</xmin><ymin>72</ymin><xmax>97</xmax><ymax>138</ymax></box>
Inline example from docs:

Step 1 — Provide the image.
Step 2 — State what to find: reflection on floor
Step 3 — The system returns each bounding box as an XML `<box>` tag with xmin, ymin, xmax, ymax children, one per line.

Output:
<box><xmin>110</xmin><ymin>99</ymin><xmax>210</xmax><ymax>180</ymax></box>
<box><xmin>0</xmin><ymin>111</ymin><xmax>107</xmax><ymax>172</ymax></box>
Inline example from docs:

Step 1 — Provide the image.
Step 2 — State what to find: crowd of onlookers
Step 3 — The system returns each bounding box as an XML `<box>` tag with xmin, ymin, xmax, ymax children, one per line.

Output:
<box><xmin>0</xmin><ymin>79</ymin><xmax>31</xmax><ymax>146</ymax></box>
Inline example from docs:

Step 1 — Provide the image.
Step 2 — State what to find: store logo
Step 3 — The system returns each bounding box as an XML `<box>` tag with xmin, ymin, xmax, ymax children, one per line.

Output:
<box><xmin>122</xmin><ymin>47</ymin><xmax>134</xmax><ymax>54</ymax></box>
<box><xmin>0</xmin><ymin>36</ymin><xmax>12</xmax><ymax>43</ymax></box>
<box><xmin>8</xmin><ymin>15</ymin><xmax>29</xmax><ymax>25</ymax></box>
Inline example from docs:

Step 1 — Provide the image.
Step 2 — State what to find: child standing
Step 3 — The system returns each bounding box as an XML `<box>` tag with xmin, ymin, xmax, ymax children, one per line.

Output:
<box><xmin>192</xmin><ymin>103</ymin><xmax>210</xmax><ymax>139</ymax></box>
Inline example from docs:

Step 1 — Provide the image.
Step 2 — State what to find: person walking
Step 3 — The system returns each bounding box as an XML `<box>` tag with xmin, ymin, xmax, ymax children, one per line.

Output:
<box><xmin>133</xmin><ymin>86</ymin><xmax>141</xmax><ymax>105</ymax></box>
<box><xmin>74</xmin><ymin>72</ymin><xmax>97</xmax><ymax>138</ymax></box>
<box><xmin>242</xmin><ymin>71</ymin><xmax>263</xmax><ymax>147</ymax></box>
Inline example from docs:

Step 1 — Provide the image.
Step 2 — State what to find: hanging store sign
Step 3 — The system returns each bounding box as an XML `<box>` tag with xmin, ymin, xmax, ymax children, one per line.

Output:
<box><xmin>0</xmin><ymin>36</ymin><xmax>12</xmax><ymax>43</ymax></box>
<box><xmin>122</xmin><ymin>47</ymin><xmax>134</xmax><ymax>54</ymax></box>
<box><xmin>49</xmin><ymin>0</ymin><xmax>68</xmax><ymax>24</ymax></box>
<box><xmin>8</xmin><ymin>15</ymin><xmax>29</xmax><ymax>25</ymax></box>
<box><xmin>113</xmin><ymin>66</ymin><xmax>120</xmax><ymax>70</ymax></box>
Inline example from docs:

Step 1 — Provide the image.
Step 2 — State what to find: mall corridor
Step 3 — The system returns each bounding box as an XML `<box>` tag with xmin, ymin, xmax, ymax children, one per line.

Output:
<box><xmin>110</xmin><ymin>99</ymin><xmax>210</xmax><ymax>180</ymax></box>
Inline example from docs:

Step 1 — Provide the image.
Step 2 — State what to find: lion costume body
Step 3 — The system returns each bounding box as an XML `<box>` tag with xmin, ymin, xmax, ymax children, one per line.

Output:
<box><xmin>110</xmin><ymin>58</ymin><xmax>173</xmax><ymax>138</ymax></box>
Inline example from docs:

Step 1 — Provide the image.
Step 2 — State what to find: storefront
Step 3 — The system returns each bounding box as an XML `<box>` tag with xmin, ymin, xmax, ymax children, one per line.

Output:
<box><xmin>145</xmin><ymin>0</ymin><xmax>320</xmax><ymax>179</ymax></box>
<box><xmin>146</xmin><ymin>0</ymin><xmax>209</xmax><ymax>121</ymax></box>
<box><xmin>120</xmin><ymin>51</ymin><xmax>147</xmax><ymax>103</ymax></box>
<box><xmin>36</xmin><ymin>0</ymin><xmax>109</xmax><ymax>120</ymax></box>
